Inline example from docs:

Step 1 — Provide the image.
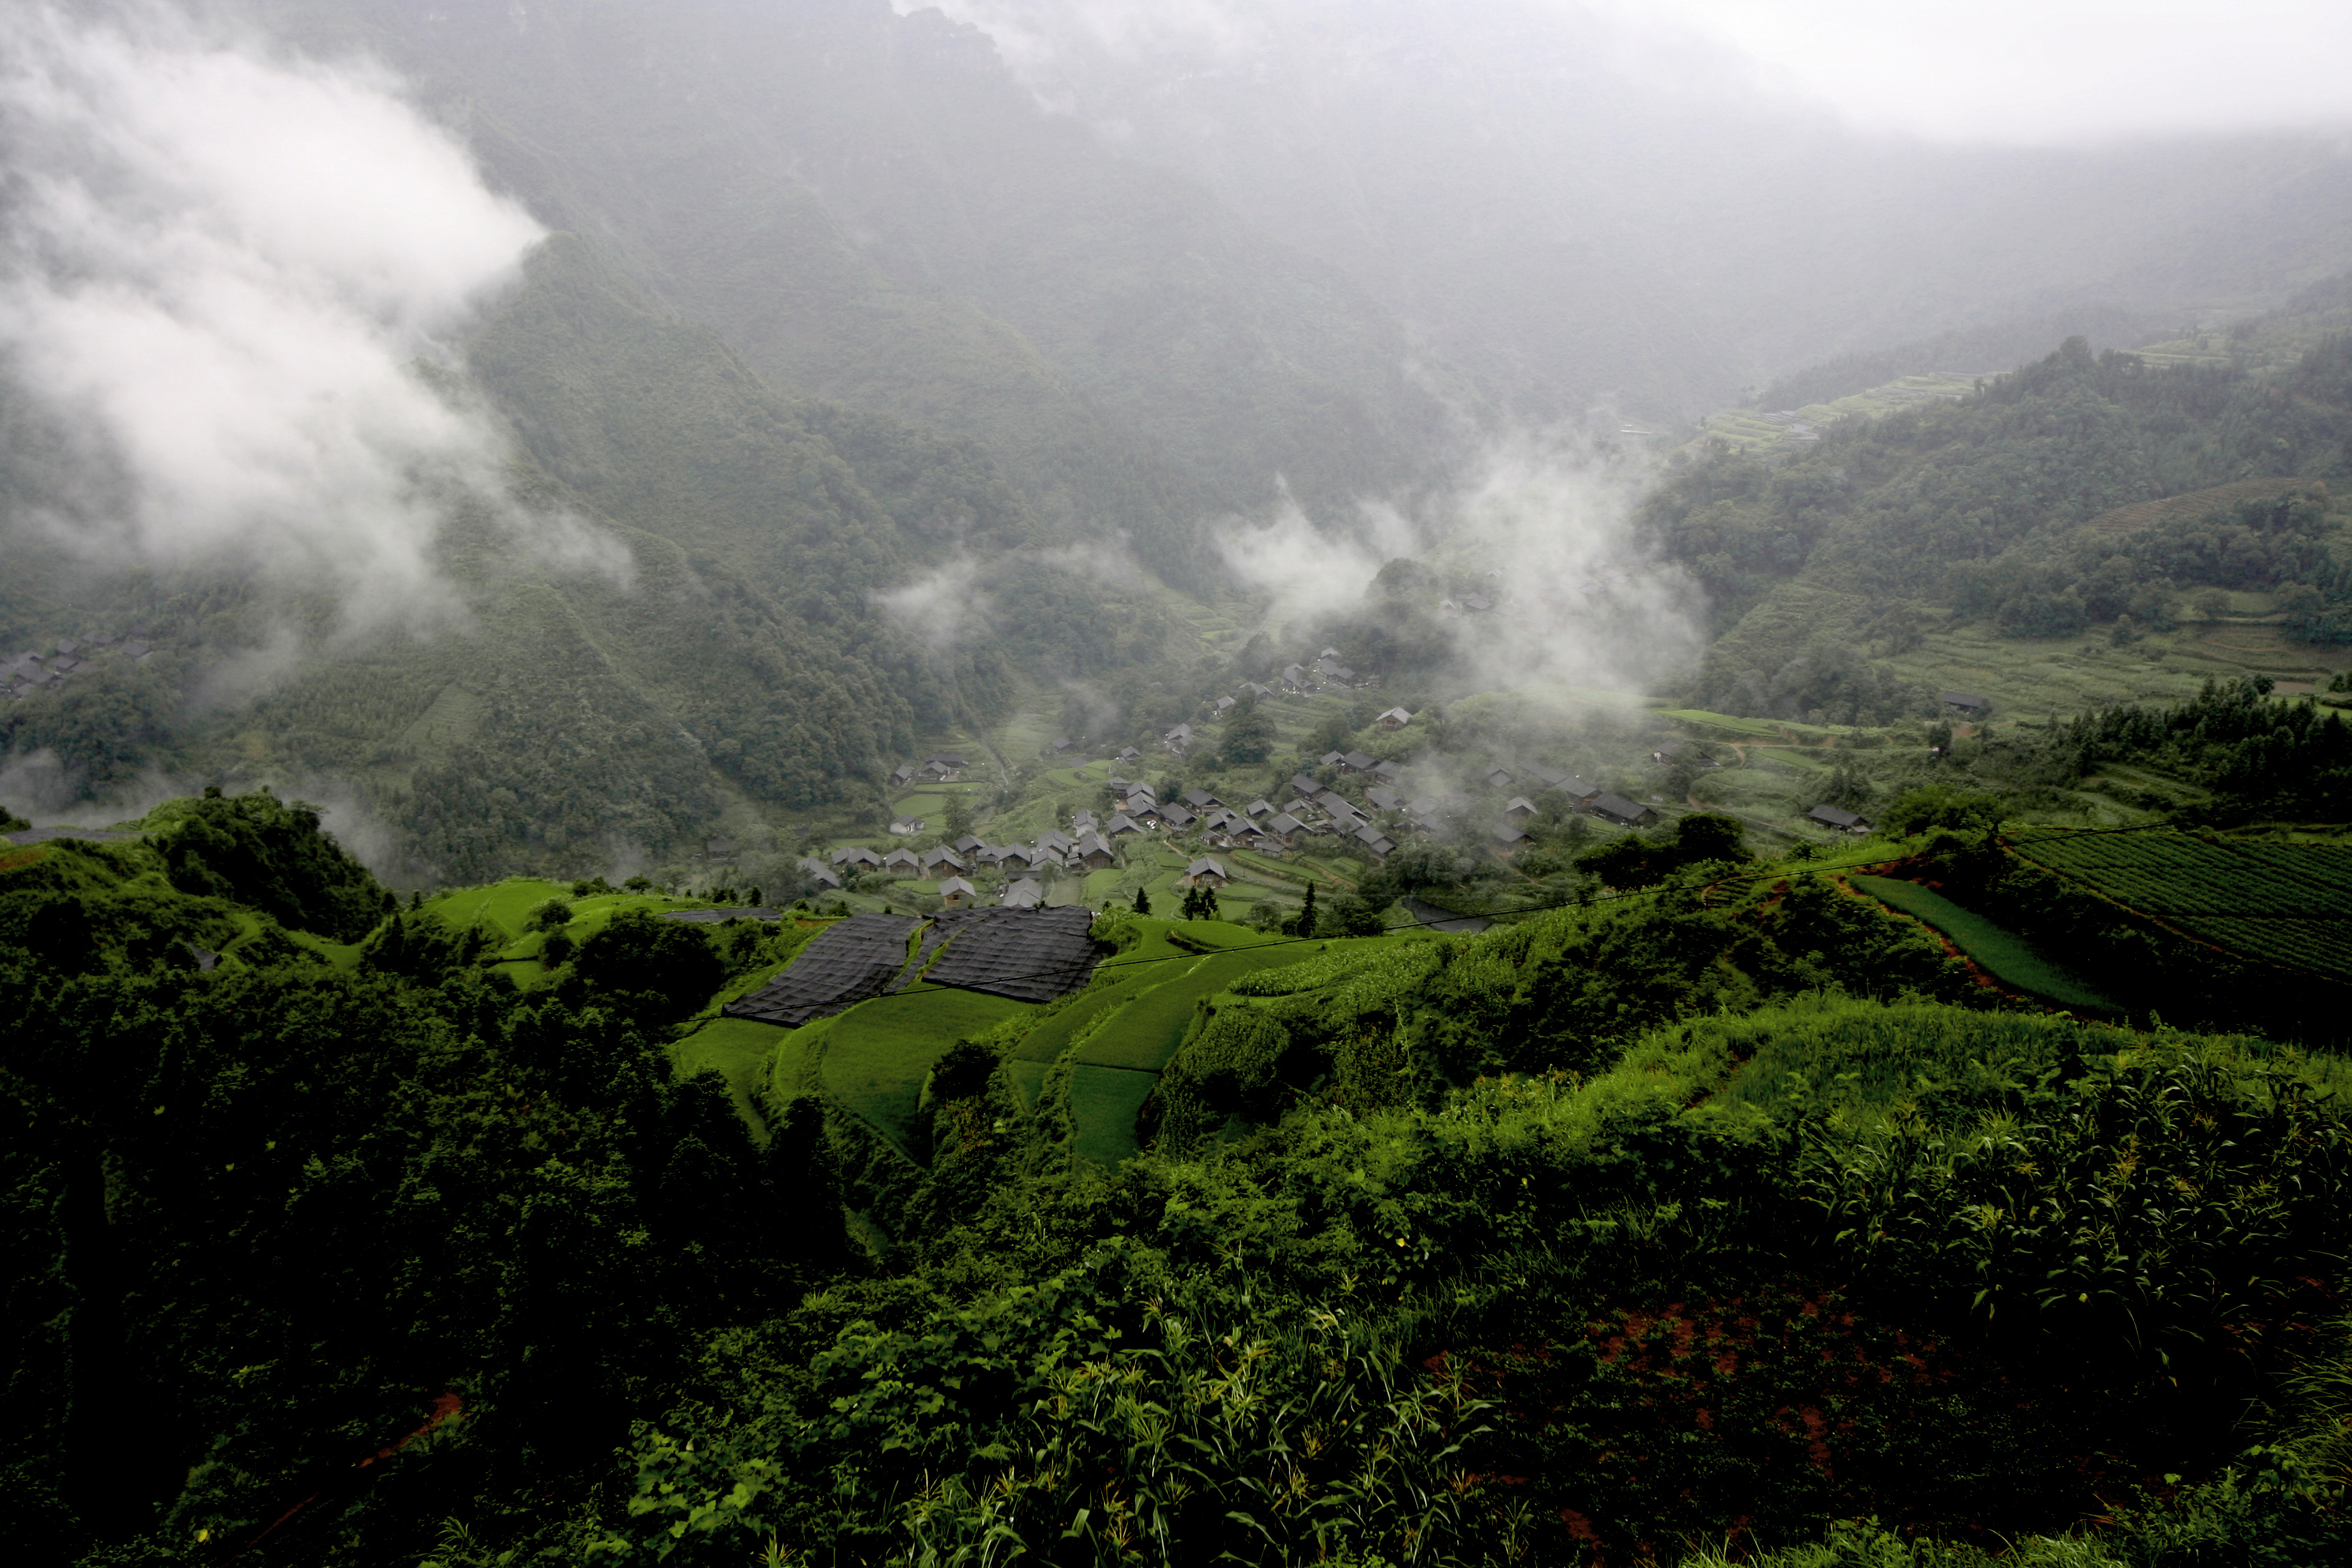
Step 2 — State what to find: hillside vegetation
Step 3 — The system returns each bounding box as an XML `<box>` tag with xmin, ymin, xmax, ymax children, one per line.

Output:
<box><xmin>9</xmin><ymin>789</ymin><xmax>2352</xmax><ymax>1564</ymax></box>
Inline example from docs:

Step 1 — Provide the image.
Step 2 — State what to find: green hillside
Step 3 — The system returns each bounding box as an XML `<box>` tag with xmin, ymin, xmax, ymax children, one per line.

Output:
<box><xmin>12</xmin><ymin>787</ymin><xmax>2352</xmax><ymax>1564</ymax></box>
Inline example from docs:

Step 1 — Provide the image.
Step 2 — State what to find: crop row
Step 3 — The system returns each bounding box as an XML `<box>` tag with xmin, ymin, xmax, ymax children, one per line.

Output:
<box><xmin>2012</xmin><ymin>832</ymin><xmax>2352</xmax><ymax>917</ymax></box>
<box><xmin>2171</xmin><ymin>916</ymin><xmax>2352</xmax><ymax>984</ymax></box>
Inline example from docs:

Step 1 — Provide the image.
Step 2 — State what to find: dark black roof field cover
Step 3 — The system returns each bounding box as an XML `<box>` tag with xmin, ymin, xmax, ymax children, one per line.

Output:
<box><xmin>662</xmin><ymin>907</ymin><xmax>784</xmax><ymax>923</ymax></box>
<box><xmin>723</xmin><ymin>912</ymin><xmax>920</xmax><ymax>1026</ymax></box>
<box><xmin>889</xmin><ymin>908</ymin><xmax>996</xmax><ymax>992</ymax></box>
<box><xmin>921</xmin><ymin>906</ymin><xmax>1100</xmax><ymax>1003</ymax></box>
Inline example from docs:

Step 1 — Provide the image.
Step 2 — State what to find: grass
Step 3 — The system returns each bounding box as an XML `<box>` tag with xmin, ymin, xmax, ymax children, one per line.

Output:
<box><xmin>1075</xmin><ymin>947</ymin><xmax>1311</xmax><ymax>1071</ymax></box>
<box><xmin>1068</xmin><ymin>1064</ymin><xmax>1160</xmax><ymax>1165</ymax></box>
<box><xmin>1851</xmin><ymin>875</ymin><xmax>2120</xmax><ymax>1011</ymax></box>
<box><xmin>1718</xmin><ymin>1002</ymin><xmax>2114</xmax><ymax>1124</ymax></box>
<box><xmin>425</xmin><ymin>877</ymin><xmax>711</xmax><ymax>944</ymax></box>
<box><xmin>675</xmin><ymin>1016</ymin><xmax>796</xmax><ymax>1132</ymax></box>
<box><xmin>1012</xmin><ymin>973</ymin><xmax>1152</xmax><ymax>1065</ymax></box>
<box><xmin>819</xmin><ymin>985</ymin><xmax>1036</xmax><ymax>1160</ymax></box>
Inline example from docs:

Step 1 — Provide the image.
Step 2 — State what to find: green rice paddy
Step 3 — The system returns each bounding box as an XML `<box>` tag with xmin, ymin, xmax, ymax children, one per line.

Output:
<box><xmin>1851</xmin><ymin>875</ymin><xmax>2119</xmax><ymax>1011</ymax></box>
<box><xmin>819</xmin><ymin>985</ymin><xmax>1035</xmax><ymax>1160</ymax></box>
<box><xmin>675</xmin><ymin>1016</ymin><xmax>796</xmax><ymax>1129</ymax></box>
<box><xmin>1068</xmin><ymin>1066</ymin><xmax>1162</xmax><ymax>1165</ymax></box>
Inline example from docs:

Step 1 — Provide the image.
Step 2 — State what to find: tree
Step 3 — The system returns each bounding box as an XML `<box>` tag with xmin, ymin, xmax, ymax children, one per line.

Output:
<box><xmin>1672</xmin><ymin>813</ymin><xmax>1749</xmax><ymax>864</ymax></box>
<box><xmin>1132</xmin><ymin>887</ymin><xmax>1152</xmax><ymax>916</ymax></box>
<box><xmin>1880</xmin><ymin>785</ymin><xmax>2005</xmax><ymax>836</ymax></box>
<box><xmin>1286</xmin><ymin>881</ymin><xmax>1317</xmax><ymax>936</ymax></box>
<box><xmin>1180</xmin><ymin>883</ymin><xmax>1221</xmax><ymax>921</ymax></box>
<box><xmin>1220</xmin><ymin>696</ymin><xmax>1275</xmax><ymax>766</ymax></box>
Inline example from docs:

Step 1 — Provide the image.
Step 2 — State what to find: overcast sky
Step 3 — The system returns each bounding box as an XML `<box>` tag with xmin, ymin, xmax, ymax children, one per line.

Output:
<box><xmin>1634</xmin><ymin>0</ymin><xmax>2352</xmax><ymax>143</ymax></box>
<box><xmin>917</xmin><ymin>0</ymin><xmax>2352</xmax><ymax>147</ymax></box>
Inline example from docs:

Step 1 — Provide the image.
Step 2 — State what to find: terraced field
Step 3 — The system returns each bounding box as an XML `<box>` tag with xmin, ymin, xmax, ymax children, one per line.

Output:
<box><xmin>1852</xmin><ymin>875</ymin><xmax>2118</xmax><ymax>1011</ymax></box>
<box><xmin>2011</xmin><ymin>830</ymin><xmax>2352</xmax><ymax>983</ymax></box>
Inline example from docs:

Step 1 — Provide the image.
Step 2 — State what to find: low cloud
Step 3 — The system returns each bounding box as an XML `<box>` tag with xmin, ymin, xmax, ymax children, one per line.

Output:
<box><xmin>1212</xmin><ymin>484</ymin><xmax>1420</xmax><ymax>636</ymax></box>
<box><xmin>0</xmin><ymin>3</ymin><xmax>621</xmax><ymax>632</ymax></box>
<box><xmin>1214</xmin><ymin>429</ymin><xmax>1707</xmax><ymax>698</ymax></box>
<box><xmin>874</xmin><ymin>553</ymin><xmax>997</xmax><ymax>651</ymax></box>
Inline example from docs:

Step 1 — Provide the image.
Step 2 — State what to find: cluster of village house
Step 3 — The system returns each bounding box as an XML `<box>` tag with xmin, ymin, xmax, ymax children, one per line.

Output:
<box><xmin>786</xmin><ymin>739</ymin><xmax>1690</xmax><ymax>911</ymax></box>
<box><xmin>740</xmin><ymin>683</ymin><xmax>2004</xmax><ymax>907</ymax></box>
<box><xmin>3</xmin><ymin>632</ymin><xmax>163</xmax><ymax>700</ymax></box>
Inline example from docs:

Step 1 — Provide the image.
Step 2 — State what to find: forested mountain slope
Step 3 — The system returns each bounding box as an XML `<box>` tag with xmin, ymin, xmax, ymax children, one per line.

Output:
<box><xmin>259</xmin><ymin>0</ymin><xmax>1465</xmax><ymax>583</ymax></box>
<box><xmin>1</xmin><ymin>219</ymin><xmax>1205</xmax><ymax>878</ymax></box>
<box><xmin>917</xmin><ymin>0</ymin><xmax>2352</xmax><ymax>421</ymax></box>
<box><xmin>1648</xmin><ymin>333</ymin><xmax>2352</xmax><ymax>721</ymax></box>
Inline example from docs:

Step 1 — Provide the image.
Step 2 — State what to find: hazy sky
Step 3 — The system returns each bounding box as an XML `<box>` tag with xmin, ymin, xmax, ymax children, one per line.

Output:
<box><xmin>917</xmin><ymin>0</ymin><xmax>2352</xmax><ymax>146</ymax></box>
<box><xmin>1638</xmin><ymin>0</ymin><xmax>2352</xmax><ymax>143</ymax></box>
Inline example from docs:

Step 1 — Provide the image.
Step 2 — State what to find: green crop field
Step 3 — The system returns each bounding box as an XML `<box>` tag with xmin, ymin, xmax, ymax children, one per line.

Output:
<box><xmin>1012</xmin><ymin>977</ymin><xmax>1145</xmax><ymax>1062</ymax></box>
<box><xmin>819</xmin><ymin>986</ymin><xmax>1035</xmax><ymax>1158</ymax></box>
<box><xmin>1068</xmin><ymin>1064</ymin><xmax>1162</xmax><ymax>1165</ymax></box>
<box><xmin>675</xmin><ymin>1016</ymin><xmax>795</xmax><ymax>1128</ymax></box>
<box><xmin>1852</xmin><ymin>875</ymin><xmax>2119</xmax><ymax>1011</ymax></box>
<box><xmin>2011</xmin><ymin>830</ymin><xmax>2352</xmax><ymax>982</ymax></box>
<box><xmin>1075</xmin><ymin>947</ymin><xmax>1309</xmax><ymax>1071</ymax></box>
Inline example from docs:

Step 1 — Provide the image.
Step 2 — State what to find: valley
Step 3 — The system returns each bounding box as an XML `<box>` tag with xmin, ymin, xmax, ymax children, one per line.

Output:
<box><xmin>6</xmin><ymin>2</ymin><xmax>2352</xmax><ymax>1564</ymax></box>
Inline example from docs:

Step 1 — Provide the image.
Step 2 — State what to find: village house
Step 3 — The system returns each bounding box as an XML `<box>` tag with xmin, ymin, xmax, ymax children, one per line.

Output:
<box><xmin>1365</xmin><ymin>785</ymin><xmax>1402</xmax><ymax>813</ymax></box>
<box><xmin>1942</xmin><ymin>691</ymin><xmax>1991</xmax><ymax>717</ymax></box>
<box><xmin>1184</xmin><ymin>857</ymin><xmax>1228</xmax><ymax>888</ymax></box>
<box><xmin>1292</xmin><ymin>772</ymin><xmax>1324</xmax><ymax>798</ymax></box>
<box><xmin>1239</xmin><ymin>681</ymin><xmax>1274</xmax><ymax>700</ymax></box>
<box><xmin>1352</xmin><ymin>823</ymin><xmax>1396</xmax><ymax>859</ymax></box>
<box><xmin>1522</xmin><ymin>762</ymin><xmax>1568</xmax><ymax>790</ymax></box>
<box><xmin>1000</xmin><ymin>878</ymin><xmax>1045</xmax><ymax>909</ymax></box>
<box><xmin>1117</xmin><ymin>747</ymin><xmax>1142</xmax><ymax>764</ymax></box>
<box><xmin>1371</xmin><ymin>760</ymin><xmax>1403</xmax><ymax>785</ymax></box>
<box><xmin>938</xmin><ymin>876</ymin><xmax>977</xmax><ymax>906</ymax></box>
<box><xmin>1212</xmin><ymin>695</ymin><xmax>1236</xmax><ymax>715</ymax></box>
<box><xmin>1503</xmin><ymin>796</ymin><xmax>1537</xmax><ymax>823</ymax></box>
<box><xmin>891</xmin><ymin>763</ymin><xmax>917</xmax><ymax>787</ymax></box>
<box><xmin>704</xmin><ymin>838</ymin><xmax>737</xmax><ymax>862</ymax></box>
<box><xmin>1245</xmin><ymin>798</ymin><xmax>1273</xmax><ymax>818</ymax></box>
<box><xmin>1075</xmin><ymin>832</ymin><xmax>1117</xmax><ymax>869</ymax></box>
<box><xmin>887</xmin><ymin>817</ymin><xmax>926</xmax><ymax>836</ymax></box>
<box><xmin>1163</xmin><ymin>723</ymin><xmax>1194</xmax><ymax>753</ymax></box>
<box><xmin>882</xmin><ymin>848</ymin><xmax>921</xmax><ymax>876</ymax></box>
<box><xmin>1484</xmin><ymin>765</ymin><xmax>1514</xmax><ymax>789</ymax></box>
<box><xmin>1072</xmin><ymin>808</ymin><xmax>1097</xmax><ymax>831</ymax></box>
<box><xmin>798</xmin><ymin>858</ymin><xmax>843</xmax><ymax>891</ymax></box>
<box><xmin>1160</xmin><ymin>802</ymin><xmax>1199</xmax><ymax>831</ymax></box>
<box><xmin>1261</xmin><ymin>812</ymin><xmax>1305</xmax><ymax>847</ymax></box>
<box><xmin>1590</xmin><ymin>793</ymin><xmax>1660</xmax><ymax>829</ymax></box>
<box><xmin>952</xmin><ymin>834</ymin><xmax>984</xmax><ymax>855</ymax></box>
<box><xmin>1183</xmin><ymin>787</ymin><xmax>1222</xmax><ymax>811</ymax></box>
<box><xmin>832</xmin><ymin>845</ymin><xmax>883</xmax><ymax>870</ymax></box>
<box><xmin>1377</xmin><ymin>706</ymin><xmax>1414</xmax><ymax>729</ymax></box>
<box><xmin>1105</xmin><ymin>813</ymin><xmax>1143</xmax><ymax>838</ymax></box>
<box><xmin>1807</xmin><ymin>804</ymin><xmax>1869</xmax><ymax>833</ymax></box>
<box><xmin>1280</xmin><ymin>664</ymin><xmax>1315</xmax><ymax>693</ymax></box>
<box><xmin>1494</xmin><ymin>823</ymin><xmax>1529</xmax><ymax>849</ymax></box>
<box><xmin>921</xmin><ymin>847</ymin><xmax>967</xmax><ymax>875</ymax></box>
<box><xmin>1037</xmin><ymin>828</ymin><xmax>1074</xmax><ymax>859</ymax></box>
<box><xmin>1341</xmin><ymin>751</ymin><xmax>1377</xmax><ymax>775</ymax></box>
<box><xmin>1560</xmin><ymin>777</ymin><xmax>1603</xmax><ymax>806</ymax></box>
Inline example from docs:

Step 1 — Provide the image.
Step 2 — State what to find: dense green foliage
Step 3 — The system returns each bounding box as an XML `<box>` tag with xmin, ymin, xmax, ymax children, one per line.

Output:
<box><xmin>6</xmin><ymin>794</ymin><xmax>2352</xmax><ymax>1565</ymax></box>
<box><xmin>1655</xmin><ymin>336</ymin><xmax>2352</xmax><ymax>721</ymax></box>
